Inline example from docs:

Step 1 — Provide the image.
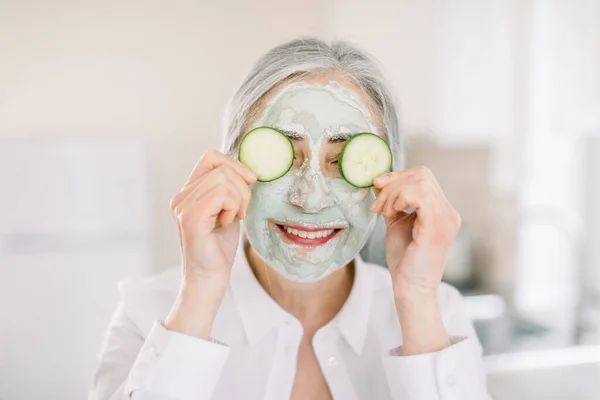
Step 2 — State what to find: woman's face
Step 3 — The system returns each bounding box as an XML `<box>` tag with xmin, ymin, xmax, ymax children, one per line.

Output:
<box><xmin>242</xmin><ymin>75</ymin><xmax>381</xmax><ymax>282</ymax></box>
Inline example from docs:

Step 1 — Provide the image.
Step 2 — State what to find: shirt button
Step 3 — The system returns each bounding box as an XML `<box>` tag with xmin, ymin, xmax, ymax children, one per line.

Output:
<box><xmin>147</xmin><ymin>345</ymin><xmax>158</xmax><ymax>356</ymax></box>
<box><xmin>328</xmin><ymin>356</ymin><xmax>338</xmax><ymax>367</ymax></box>
<box><xmin>446</xmin><ymin>375</ymin><xmax>456</xmax><ymax>387</ymax></box>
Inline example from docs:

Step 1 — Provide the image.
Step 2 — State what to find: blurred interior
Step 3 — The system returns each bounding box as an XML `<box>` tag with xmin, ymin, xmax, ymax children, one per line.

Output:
<box><xmin>1</xmin><ymin>0</ymin><xmax>599</xmax><ymax>399</ymax></box>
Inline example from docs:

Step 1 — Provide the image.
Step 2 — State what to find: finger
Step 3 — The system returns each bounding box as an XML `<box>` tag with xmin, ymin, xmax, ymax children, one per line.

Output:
<box><xmin>182</xmin><ymin>185</ymin><xmax>241</xmax><ymax>233</ymax></box>
<box><xmin>373</xmin><ymin>169</ymin><xmax>410</xmax><ymax>189</ymax></box>
<box><xmin>175</xmin><ymin>218</ymin><xmax>184</xmax><ymax>253</ymax></box>
<box><xmin>208</xmin><ymin>187</ymin><xmax>242</xmax><ymax>228</ymax></box>
<box><xmin>174</xmin><ymin>165</ymin><xmax>247</xmax><ymax>218</ymax></box>
<box><xmin>371</xmin><ymin>173</ymin><xmax>407</xmax><ymax>213</ymax></box>
<box><xmin>397</xmin><ymin>184</ymin><xmax>436</xmax><ymax>223</ymax></box>
<box><xmin>219</xmin><ymin>209</ymin><xmax>238</xmax><ymax>228</ymax></box>
<box><xmin>174</xmin><ymin>172</ymin><xmax>243</xmax><ymax>227</ymax></box>
<box><xmin>171</xmin><ymin>183</ymin><xmax>200</xmax><ymax>215</ymax></box>
<box><xmin>381</xmin><ymin>187</ymin><xmax>412</xmax><ymax>227</ymax></box>
<box><xmin>171</xmin><ymin>167</ymin><xmax>221</xmax><ymax>212</ymax></box>
<box><xmin>183</xmin><ymin>164</ymin><xmax>252</xmax><ymax>219</ymax></box>
<box><xmin>173</xmin><ymin>174</ymin><xmax>220</xmax><ymax>216</ymax></box>
<box><xmin>218</xmin><ymin>165</ymin><xmax>252</xmax><ymax>219</ymax></box>
<box><xmin>371</xmin><ymin>186</ymin><xmax>390</xmax><ymax>214</ymax></box>
<box><xmin>384</xmin><ymin>189</ymin><xmax>404</xmax><ymax>218</ymax></box>
<box><xmin>408</xmin><ymin>166</ymin><xmax>447</xmax><ymax>202</ymax></box>
<box><xmin>204</xmin><ymin>166</ymin><xmax>248</xmax><ymax>219</ymax></box>
<box><xmin>196</xmin><ymin>178</ymin><xmax>243</xmax><ymax>222</ymax></box>
<box><xmin>383</xmin><ymin>208</ymin><xmax>413</xmax><ymax>228</ymax></box>
<box><xmin>373</xmin><ymin>172</ymin><xmax>392</xmax><ymax>189</ymax></box>
<box><xmin>185</xmin><ymin>149</ymin><xmax>257</xmax><ymax>187</ymax></box>
<box><xmin>392</xmin><ymin>193</ymin><xmax>411</xmax><ymax>215</ymax></box>
<box><xmin>383</xmin><ymin>181</ymin><xmax>429</xmax><ymax>218</ymax></box>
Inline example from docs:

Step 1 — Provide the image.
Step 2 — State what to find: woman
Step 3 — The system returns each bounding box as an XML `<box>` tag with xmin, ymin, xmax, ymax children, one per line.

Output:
<box><xmin>90</xmin><ymin>38</ymin><xmax>491</xmax><ymax>400</ymax></box>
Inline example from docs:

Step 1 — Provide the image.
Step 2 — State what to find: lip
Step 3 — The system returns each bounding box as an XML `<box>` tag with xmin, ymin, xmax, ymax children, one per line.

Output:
<box><xmin>270</xmin><ymin>220</ymin><xmax>347</xmax><ymax>247</ymax></box>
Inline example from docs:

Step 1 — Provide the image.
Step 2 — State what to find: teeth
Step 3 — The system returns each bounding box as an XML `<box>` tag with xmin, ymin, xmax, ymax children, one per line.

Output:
<box><xmin>283</xmin><ymin>226</ymin><xmax>336</xmax><ymax>240</ymax></box>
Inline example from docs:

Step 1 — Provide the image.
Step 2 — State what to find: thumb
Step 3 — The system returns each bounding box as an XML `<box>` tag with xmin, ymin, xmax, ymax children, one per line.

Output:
<box><xmin>383</xmin><ymin>209</ymin><xmax>414</xmax><ymax>228</ymax></box>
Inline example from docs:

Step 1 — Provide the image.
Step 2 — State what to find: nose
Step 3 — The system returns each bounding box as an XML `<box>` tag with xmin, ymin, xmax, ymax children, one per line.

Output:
<box><xmin>288</xmin><ymin>168</ymin><xmax>336</xmax><ymax>213</ymax></box>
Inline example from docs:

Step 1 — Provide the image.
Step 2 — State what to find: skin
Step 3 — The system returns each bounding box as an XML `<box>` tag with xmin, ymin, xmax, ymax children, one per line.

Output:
<box><xmin>164</xmin><ymin>71</ymin><xmax>461</xmax><ymax>400</ymax></box>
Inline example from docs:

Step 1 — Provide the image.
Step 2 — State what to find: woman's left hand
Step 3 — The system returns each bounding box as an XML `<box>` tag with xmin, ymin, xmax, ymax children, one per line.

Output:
<box><xmin>371</xmin><ymin>166</ymin><xmax>461</xmax><ymax>300</ymax></box>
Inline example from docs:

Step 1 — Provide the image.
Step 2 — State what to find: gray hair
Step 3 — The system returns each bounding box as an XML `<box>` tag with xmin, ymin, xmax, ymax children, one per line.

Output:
<box><xmin>221</xmin><ymin>37</ymin><xmax>403</xmax><ymax>171</ymax></box>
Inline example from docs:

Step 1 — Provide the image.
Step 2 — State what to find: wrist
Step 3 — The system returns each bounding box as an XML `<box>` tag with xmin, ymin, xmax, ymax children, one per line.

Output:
<box><xmin>164</xmin><ymin>277</ymin><xmax>228</xmax><ymax>340</ymax></box>
<box><xmin>392</xmin><ymin>279</ymin><xmax>439</xmax><ymax>305</ymax></box>
<box><xmin>394</xmin><ymin>292</ymin><xmax>450</xmax><ymax>355</ymax></box>
<box><xmin>394</xmin><ymin>290</ymin><xmax>439</xmax><ymax>318</ymax></box>
<box><xmin>184</xmin><ymin>266</ymin><xmax>231</xmax><ymax>289</ymax></box>
<box><xmin>183</xmin><ymin>272</ymin><xmax>230</xmax><ymax>293</ymax></box>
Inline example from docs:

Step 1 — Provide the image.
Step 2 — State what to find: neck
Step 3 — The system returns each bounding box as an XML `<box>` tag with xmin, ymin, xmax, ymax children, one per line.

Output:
<box><xmin>244</xmin><ymin>240</ymin><xmax>354</xmax><ymax>335</ymax></box>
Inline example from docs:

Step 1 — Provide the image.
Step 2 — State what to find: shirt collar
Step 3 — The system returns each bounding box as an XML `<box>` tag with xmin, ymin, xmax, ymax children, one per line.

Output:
<box><xmin>334</xmin><ymin>254</ymin><xmax>373</xmax><ymax>356</ymax></box>
<box><xmin>228</xmin><ymin>240</ymin><xmax>291</xmax><ymax>346</ymax></box>
<box><xmin>228</xmin><ymin>239</ymin><xmax>374</xmax><ymax>355</ymax></box>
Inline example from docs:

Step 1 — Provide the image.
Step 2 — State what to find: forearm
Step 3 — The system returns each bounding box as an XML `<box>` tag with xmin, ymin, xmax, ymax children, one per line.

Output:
<box><xmin>385</xmin><ymin>285</ymin><xmax>492</xmax><ymax>399</ymax></box>
<box><xmin>164</xmin><ymin>277</ymin><xmax>229</xmax><ymax>340</ymax></box>
<box><xmin>394</xmin><ymin>286</ymin><xmax>451</xmax><ymax>356</ymax></box>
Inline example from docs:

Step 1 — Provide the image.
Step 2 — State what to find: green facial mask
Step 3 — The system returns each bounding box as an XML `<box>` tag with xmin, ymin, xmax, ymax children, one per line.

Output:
<box><xmin>242</xmin><ymin>82</ymin><xmax>379</xmax><ymax>282</ymax></box>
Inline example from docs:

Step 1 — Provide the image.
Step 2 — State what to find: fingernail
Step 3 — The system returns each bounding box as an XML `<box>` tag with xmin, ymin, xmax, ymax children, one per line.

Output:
<box><xmin>248</xmin><ymin>171</ymin><xmax>258</xmax><ymax>181</ymax></box>
<box><xmin>374</xmin><ymin>175</ymin><xmax>389</xmax><ymax>186</ymax></box>
<box><xmin>370</xmin><ymin>201</ymin><xmax>378</xmax><ymax>212</ymax></box>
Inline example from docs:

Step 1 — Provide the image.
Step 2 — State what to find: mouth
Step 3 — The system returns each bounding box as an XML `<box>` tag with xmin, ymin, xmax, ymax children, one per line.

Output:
<box><xmin>271</xmin><ymin>221</ymin><xmax>346</xmax><ymax>247</ymax></box>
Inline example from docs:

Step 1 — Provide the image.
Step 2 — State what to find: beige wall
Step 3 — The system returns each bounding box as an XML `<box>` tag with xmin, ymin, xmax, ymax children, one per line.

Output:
<box><xmin>1</xmin><ymin>0</ymin><xmax>565</xmax><ymax>279</ymax></box>
<box><xmin>0</xmin><ymin>0</ymin><xmax>329</xmax><ymax>270</ymax></box>
<box><xmin>0</xmin><ymin>0</ymin><xmax>472</xmax><ymax>272</ymax></box>
<box><xmin>328</xmin><ymin>0</ymin><xmax>437</xmax><ymax>133</ymax></box>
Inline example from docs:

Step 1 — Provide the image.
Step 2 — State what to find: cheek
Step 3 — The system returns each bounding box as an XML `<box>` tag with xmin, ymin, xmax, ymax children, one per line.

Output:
<box><xmin>328</xmin><ymin>180</ymin><xmax>375</xmax><ymax>224</ymax></box>
<box><xmin>248</xmin><ymin>177</ymin><xmax>294</xmax><ymax>212</ymax></box>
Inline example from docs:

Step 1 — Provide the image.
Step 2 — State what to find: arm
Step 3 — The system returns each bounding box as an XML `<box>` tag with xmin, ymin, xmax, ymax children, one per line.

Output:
<box><xmin>371</xmin><ymin>167</ymin><xmax>491</xmax><ymax>399</ymax></box>
<box><xmin>395</xmin><ymin>289</ymin><xmax>452</xmax><ymax>356</ymax></box>
<box><xmin>90</xmin><ymin>150</ymin><xmax>257</xmax><ymax>400</ymax></box>
<box><xmin>383</xmin><ymin>285</ymin><xmax>491</xmax><ymax>400</ymax></box>
<box><xmin>89</xmin><ymin>288</ymin><xmax>231</xmax><ymax>400</ymax></box>
<box><xmin>89</xmin><ymin>301</ymin><xmax>142</xmax><ymax>400</ymax></box>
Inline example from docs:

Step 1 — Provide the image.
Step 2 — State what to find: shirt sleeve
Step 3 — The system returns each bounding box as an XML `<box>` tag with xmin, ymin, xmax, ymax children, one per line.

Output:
<box><xmin>382</xmin><ymin>285</ymin><xmax>492</xmax><ymax>400</ymax></box>
<box><xmin>89</xmin><ymin>302</ymin><xmax>230</xmax><ymax>400</ymax></box>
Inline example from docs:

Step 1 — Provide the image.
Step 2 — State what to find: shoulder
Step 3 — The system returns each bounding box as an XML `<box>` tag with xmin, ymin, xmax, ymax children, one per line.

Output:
<box><xmin>117</xmin><ymin>266</ymin><xmax>182</xmax><ymax>335</ymax></box>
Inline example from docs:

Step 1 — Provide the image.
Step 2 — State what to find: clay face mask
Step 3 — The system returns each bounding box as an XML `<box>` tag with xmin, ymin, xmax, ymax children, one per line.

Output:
<box><xmin>242</xmin><ymin>82</ymin><xmax>379</xmax><ymax>282</ymax></box>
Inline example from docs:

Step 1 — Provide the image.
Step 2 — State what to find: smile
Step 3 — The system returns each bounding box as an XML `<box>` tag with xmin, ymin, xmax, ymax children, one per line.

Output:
<box><xmin>271</xmin><ymin>221</ymin><xmax>346</xmax><ymax>247</ymax></box>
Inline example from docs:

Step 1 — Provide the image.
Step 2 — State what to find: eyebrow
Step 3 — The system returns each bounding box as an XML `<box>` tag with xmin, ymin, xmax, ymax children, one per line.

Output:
<box><xmin>328</xmin><ymin>132</ymin><xmax>353</xmax><ymax>143</ymax></box>
<box><xmin>277</xmin><ymin>129</ymin><xmax>305</xmax><ymax>141</ymax></box>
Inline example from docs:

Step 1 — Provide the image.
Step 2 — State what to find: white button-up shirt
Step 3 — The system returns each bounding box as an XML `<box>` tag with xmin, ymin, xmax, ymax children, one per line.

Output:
<box><xmin>89</xmin><ymin>244</ymin><xmax>491</xmax><ymax>400</ymax></box>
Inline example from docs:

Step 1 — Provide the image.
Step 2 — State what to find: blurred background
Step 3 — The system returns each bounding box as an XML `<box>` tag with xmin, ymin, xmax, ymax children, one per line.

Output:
<box><xmin>1</xmin><ymin>0</ymin><xmax>599</xmax><ymax>399</ymax></box>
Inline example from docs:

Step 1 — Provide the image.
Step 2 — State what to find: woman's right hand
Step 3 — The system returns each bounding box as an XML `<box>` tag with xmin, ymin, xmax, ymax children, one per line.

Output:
<box><xmin>170</xmin><ymin>150</ymin><xmax>257</xmax><ymax>284</ymax></box>
<box><xmin>164</xmin><ymin>150</ymin><xmax>257</xmax><ymax>339</ymax></box>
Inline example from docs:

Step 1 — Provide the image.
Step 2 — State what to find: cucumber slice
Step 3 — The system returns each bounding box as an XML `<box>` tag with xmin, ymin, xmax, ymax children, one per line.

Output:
<box><xmin>238</xmin><ymin>127</ymin><xmax>294</xmax><ymax>182</ymax></box>
<box><xmin>339</xmin><ymin>133</ymin><xmax>392</xmax><ymax>188</ymax></box>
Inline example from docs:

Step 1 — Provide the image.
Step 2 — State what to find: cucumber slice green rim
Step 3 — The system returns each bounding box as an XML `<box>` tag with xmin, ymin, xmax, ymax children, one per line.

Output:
<box><xmin>238</xmin><ymin>126</ymin><xmax>294</xmax><ymax>182</ymax></box>
<box><xmin>338</xmin><ymin>132</ymin><xmax>393</xmax><ymax>188</ymax></box>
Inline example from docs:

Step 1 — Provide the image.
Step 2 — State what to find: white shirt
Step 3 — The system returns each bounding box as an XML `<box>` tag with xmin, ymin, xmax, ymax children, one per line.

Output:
<box><xmin>89</xmin><ymin>243</ymin><xmax>491</xmax><ymax>400</ymax></box>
